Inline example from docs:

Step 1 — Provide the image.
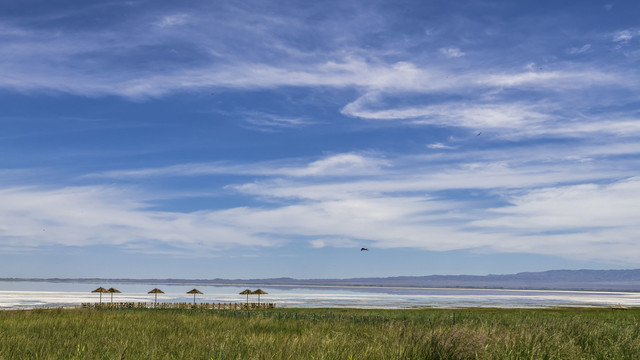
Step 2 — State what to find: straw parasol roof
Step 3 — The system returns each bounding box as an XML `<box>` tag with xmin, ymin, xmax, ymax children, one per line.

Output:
<box><xmin>239</xmin><ymin>289</ymin><xmax>252</xmax><ymax>305</ymax></box>
<box><xmin>187</xmin><ymin>288</ymin><xmax>203</xmax><ymax>304</ymax></box>
<box><xmin>107</xmin><ymin>288</ymin><xmax>121</xmax><ymax>303</ymax></box>
<box><xmin>91</xmin><ymin>287</ymin><xmax>108</xmax><ymax>304</ymax></box>
<box><xmin>251</xmin><ymin>289</ymin><xmax>268</xmax><ymax>305</ymax></box>
<box><xmin>148</xmin><ymin>288</ymin><xmax>164</xmax><ymax>303</ymax></box>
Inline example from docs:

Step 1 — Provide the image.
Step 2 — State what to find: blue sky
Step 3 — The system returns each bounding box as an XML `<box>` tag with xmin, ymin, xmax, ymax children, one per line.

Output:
<box><xmin>1</xmin><ymin>0</ymin><xmax>640</xmax><ymax>279</ymax></box>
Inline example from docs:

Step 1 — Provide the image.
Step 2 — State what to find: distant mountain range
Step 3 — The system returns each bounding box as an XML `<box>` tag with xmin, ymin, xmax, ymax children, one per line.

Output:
<box><xmin>3</xmin><ymin>269</ymin><xmax>640</xmax><ymax>291</ymax></box>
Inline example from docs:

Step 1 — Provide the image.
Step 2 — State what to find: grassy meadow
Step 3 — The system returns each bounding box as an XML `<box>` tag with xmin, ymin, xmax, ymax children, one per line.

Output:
<box><xmin>0</xmin><ymin>307</ymin><xmax>639</xmax><ymax>359</ymax></box>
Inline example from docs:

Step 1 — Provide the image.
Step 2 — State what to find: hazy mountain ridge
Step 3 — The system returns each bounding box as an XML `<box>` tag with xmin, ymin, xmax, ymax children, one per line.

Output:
<box><xmin>3</xmin><ymin>269</ymin><xmax>640</xmax><ymax>291</ymax></box>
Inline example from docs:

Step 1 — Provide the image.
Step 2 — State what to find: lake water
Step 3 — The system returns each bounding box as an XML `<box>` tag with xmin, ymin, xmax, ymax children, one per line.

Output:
<box><xmin>1</xmin><ymin>281</ymin><xmax>639</xmax><ymax>309</ymax></box>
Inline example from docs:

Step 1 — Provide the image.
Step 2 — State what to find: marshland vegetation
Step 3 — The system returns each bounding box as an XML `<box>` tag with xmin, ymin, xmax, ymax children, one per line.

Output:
<box><xmin>0</xmin><ymin>307</ymin><xmax>638</xmax><ymax>359</ymax></box>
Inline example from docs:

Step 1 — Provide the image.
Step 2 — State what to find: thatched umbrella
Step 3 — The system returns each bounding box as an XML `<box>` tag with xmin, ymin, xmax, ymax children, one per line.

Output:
<box><xmin>148</xmin><ymin>288</ymin><xmax>164</xmax><ymax>303</ymax></box>
<box><xmin>187</xmin><ymin>288</ymin><xmax>203</xmax><ymax>304</ymax></box>
<box><xmin>239</xmin><ymin>289</ymin><xmax>252</xmax><ymax>306</ymax></box>
<box><xmin>107</xmin><ymin>288</ymin><xmax>121</xmax><ymax>303</ymax></box>
<box><xmin>252</xmin><ymin>289</ymin><xmax>268</xmax><ymax>306</ymax></box>
<box><xmin>91</xmin><ymin>287</ymin><xmax>108</xmax><ymax>304</ymax></box>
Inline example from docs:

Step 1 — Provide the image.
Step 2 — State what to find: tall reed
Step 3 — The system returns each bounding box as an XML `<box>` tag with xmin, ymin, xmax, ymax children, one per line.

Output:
<box><xmin>0</xmin><ymin>307</ymin><xmax>638</xmax><ymax>359</ymax></box>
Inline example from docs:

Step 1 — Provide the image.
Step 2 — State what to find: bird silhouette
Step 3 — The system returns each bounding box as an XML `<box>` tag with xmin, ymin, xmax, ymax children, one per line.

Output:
<box><xmin>476</xmin><ymin>132</ymin><xmax>482</xmax><ymax>136</ymax></box>
<box><xmin>361</xmin><ymin>248</ymin><xmax>368</xmax><ymax>251</ymax></box>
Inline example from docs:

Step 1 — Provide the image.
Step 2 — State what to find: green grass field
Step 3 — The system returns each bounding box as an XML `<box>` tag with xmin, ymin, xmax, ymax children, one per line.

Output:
<box><xmin>0</xmin><ymin>307</ymin><xmax>639</xmax><ymax>359</ymax></box>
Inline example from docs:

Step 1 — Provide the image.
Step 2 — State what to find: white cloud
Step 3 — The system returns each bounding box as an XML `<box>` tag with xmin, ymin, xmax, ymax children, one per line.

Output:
<box><xmin>229</xmin><ymin>155</ymin><xmax>633</xmax><ymax>203</ymax></box>
<box><xmin>87</xmin><ymin>153</ymin><xmax>389</xmax><ymax>179</ymax></box>
<box><xmin>469</xmin><ymin>178</ymin><xmax>640</xmax><ymax>263</ymax></box>
<box><xmin>427</xmin><ymin>143</ymin><xmax>455</xmax><ymax>150</ymax></box>
<box><xmin>86</xmin><ymin>162</ymin><xmax>238</xmax><ymax>179</ymax></box>
<box><xmin>309</xmin><ymin>238</ymin><xmax>359</xmax><ymax>248</ymax></box>
<box><xmin>0</xmin><ymin>183</ymin><xmax>472</xmax><ymax>255</ymax></box>
<box><xmin>3</xmin><ymin>141</ymin><xmax>640</xmax><ymax>264</ymax></box>
<box><xmin>88</xmin><ymin>139</ymin><xmax>640</xmax><ymax>203</ymax></box>
<box><xmin>0</xmin><ymin>186</ymin><xmax>275</xmax><ymax>254</ymax></box>
<box><xmin>342</xmin><ymin>98</ymin><xmax>550</xmax><ymax>129</ymax></box>
<box><xmin>541</xmin><ymin>117</ymin><xmax>640</xmax><ymax>137</ymax></box>
<box><xmin>613</xmin><ymin>30</ymin><xmax>633</xmax><ymax>43</ymax></box>
<box><xmin>477</xmin><ymin>178</ymin><xmax>640</xmax><ymax>230</ymax></box>
<box><xmin>1</xmin><ymin>13</ymin><xmax>630</xmax><ymax>103</ymax></box>
<box><xmin>1</xmin><ymin>1</ymin><xmax>640</xmax><ymax>273</ymax></box>
<box><xmin>566</xmin><ymin>44</ymin><xmax>591</xmax><ymax>55</ymax></box>
<box><xmin>480</xmin><ymin>69</ymin><xmax>620</xmax><ymax>89</ymax></box>
<box><xmin>209</xmin><ymin>195</ymin><xmax>478</xmax><ymax>251</ymax></box>
<box><xmin>156</xmin><ymin>14</ymin><xmax>190</xmax><ymax>28</ymax></box>
<box><xmin>100</xmin><ymin>61</ymin><xmax>627</xmax><ymax>101</ymax></box>
<box><xmin>224</xmin><ymin>175</ymin><xmax>640</xmax><ymax>262</ymax></box>
<box><xmin>439</xmin><ymin>47</ymin><xmax>465</xmax><ymax>58</ymax></box>
<box><xmin>242</xmin><ymin>112</ymin><xmax>310</xmax><ymax>129</ymax></box>
<box><xmin>341</xmin><ymin>87</ymin><xmax>640</xmax><ymax>140</ymax></box>
<box><xmin>289</xmin><ymin>153</ymin><xmax>389</xmax><ymax>177</ymax></box>
<box><xmin>612</xmin><ymin>29</ymin><xmax>640</xmax><ymax>52</ymax></box>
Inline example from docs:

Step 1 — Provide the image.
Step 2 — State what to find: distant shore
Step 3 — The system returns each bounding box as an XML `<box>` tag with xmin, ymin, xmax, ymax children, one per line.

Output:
<box><xmin>4</xmin><ymin>268</ymin><xmax>640</xmax><ymax>292</ymax></box>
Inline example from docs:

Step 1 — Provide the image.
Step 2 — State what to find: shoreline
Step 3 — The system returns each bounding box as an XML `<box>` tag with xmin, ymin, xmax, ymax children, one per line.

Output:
<box><xmin>1</xmin><ymin>304</ymin><xmax>636</xmax><ymax>312</ymax></box>
<box><xmin>1</xmin><ymin>303</ymin><xmax>636</xmax><ymax>311</ymax></box>
<box><xmin>3</xmin><ymin>279</ymin><xmax>640</xmax><ymax>294</ymax></box>
<box><xmin>3</xmin><ymin>283</ymin><xmax>640</xmax><ymax>309</ymax></box>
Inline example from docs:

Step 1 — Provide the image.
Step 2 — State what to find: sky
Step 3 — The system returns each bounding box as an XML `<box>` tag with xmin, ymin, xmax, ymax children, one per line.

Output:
<box><xmin>1</xmin><ymin>0</ymin><xmax>640</xmax><ymax>279</ymax></box>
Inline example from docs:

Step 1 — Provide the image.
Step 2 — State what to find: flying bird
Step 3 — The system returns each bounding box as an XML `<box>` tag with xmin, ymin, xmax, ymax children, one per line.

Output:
<box><xmin>361</xmin><ymin>248</ymin><xmax>368</xmax><ymax>251</ymax></box>
<box><xmin>476</xmin><ymin>132</ymin><xmax>482</xmax><ymax>136</ymax></box>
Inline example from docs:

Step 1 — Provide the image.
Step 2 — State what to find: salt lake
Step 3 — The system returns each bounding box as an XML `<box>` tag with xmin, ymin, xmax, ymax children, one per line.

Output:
<box><xmin>2</xmin><ymin>281</ymin><xmax>639</xmax><ymax>309</ymax></box>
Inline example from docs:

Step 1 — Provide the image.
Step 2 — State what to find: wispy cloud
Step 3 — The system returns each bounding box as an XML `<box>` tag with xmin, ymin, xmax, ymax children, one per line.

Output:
<box><xmin>613</xmin><ymin>30</ymin><xmax>634</xmax><ymax>43</ymax></box>
<box><xmin>6</xmin><ymin>173</ymin><xmax>639</xmax><ymax>263</ymax></box>
<box><xmin>0</xmin><ymin>186</ymin><xmax>275</xmax><ymax>254</ymax></box>
<box><xmin>439</xmin><ymin>47</ymin><xmax>465</xmax><ymax>58</ymax></box>
<box><xmin>288</xmin><ymin>153</ymin><xmax>390</xmax><ymax>177</ymax></box>
<box><xmin>479</xmin><ymin>68</ymin><xmax>621</xmax><ymax>89</ymax></box>
<box><xmin>470</xmin><ymin>177</ymin><xmax>640</xmax><ymax>263</ymax></box>
<box><xmin>230</xmin><ymin>161</ymin><xmax>627</xmax><ymax>202</ymax></box>
<box><xmin>241</xmin><ymin>112</ymin><xmax>311</xmax><ymax>130</ymax></box>
<box><xmin>87</xmin><ymin>153</ymin><xmax>390</xmax><ymax>179</ymax></box>
<box><xmin>156</xmin><ymin>14</ymin><xmax>190</xmax><ymax>28</ymax></box>
<box><xmin>427</xmin><ymin>143</ymin><xmax>456</xmax><ymax>150</ymax></box>
<box><xmin>1</xmin><ymin>0</ymin><xmax>640</xmax><ymax>271</ymax></box>
<box><xmin>342</xmin><ymin>99</ymin><xmax>551</xmax><ymax>130</ymax></box>
<box><xmin>226</xmin><ymin>174</ymin><xmax>640</xmax><ymax>262</ymax></box>
<box><xmin>566</xmin><ymin>44</ymin><xmax>591</xmax><ymax>55</ymax></box>
<box><xmin>0</xmin><ymin>4</ymin><xmax>633</xmax><ymax>106</ymax></box>
<box><xmin>3</xmin><ymin>135</ymin><xmax>640</xmax><ymax>263</ymax></box>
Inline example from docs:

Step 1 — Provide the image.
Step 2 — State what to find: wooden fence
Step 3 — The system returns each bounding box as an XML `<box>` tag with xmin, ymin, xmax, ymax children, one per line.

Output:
<box><xmin>80</xmin><ymin>302</ymin><xmax>276</xmax><ymax>310</ymax></box>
